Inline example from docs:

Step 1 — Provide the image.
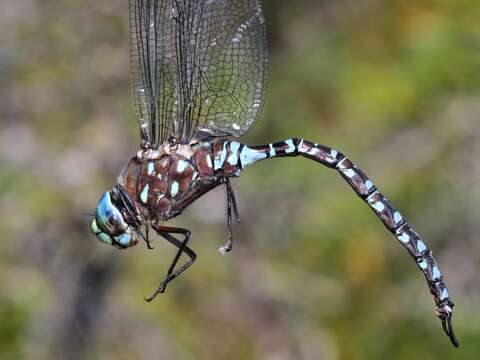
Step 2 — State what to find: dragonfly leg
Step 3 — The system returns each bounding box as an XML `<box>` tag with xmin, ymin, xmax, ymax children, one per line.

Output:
<box><xmin>145</xmin><ymin>225</ymin><xmax>197</xmax><ymax>301</ymax></box>
<box><xmin>138</xmin><ymin>224</ymin><xmax>154</xmax><ymax>249</ymax></box>
<box><xmin>219</xmin><ymin>178</ymin><xmax>240</xmax><ymax>255</ymax></box>
<box><xmin>228</xmin><ymin>138</ymin><xmax>458</xmax><ymax>346</ymax></box>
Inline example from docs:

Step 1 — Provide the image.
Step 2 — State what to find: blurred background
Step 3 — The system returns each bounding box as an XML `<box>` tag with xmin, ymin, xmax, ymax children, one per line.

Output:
<box><xmin>1</xmin><ymin>0</ymin><xmax>479</xmax><ymax>359</ymax></box>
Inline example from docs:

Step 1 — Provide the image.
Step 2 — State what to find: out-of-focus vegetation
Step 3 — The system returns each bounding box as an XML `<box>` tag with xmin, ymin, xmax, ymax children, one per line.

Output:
<box><xmin>1</xmin><ymin>0</ymin><xmax>480</xmax><ymax>359</ymax></box>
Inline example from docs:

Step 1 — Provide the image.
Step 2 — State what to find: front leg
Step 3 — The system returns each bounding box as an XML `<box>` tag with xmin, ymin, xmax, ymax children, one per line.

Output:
<box><xmin>146</xmin><ymin>225</ymin><xmax>197</xmax><ymax>301</ymax></box>
<box><xmin>139</xmin><ymin>224</ymin><xmax>154</xmax><ymax>249</ymax></box>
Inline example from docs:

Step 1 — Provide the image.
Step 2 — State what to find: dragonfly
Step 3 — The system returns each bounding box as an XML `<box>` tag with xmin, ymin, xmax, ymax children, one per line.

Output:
<box><xmin>90</xmin><ymin>0</ymin><xmax>458</xmax><ymax>347</ymax></box>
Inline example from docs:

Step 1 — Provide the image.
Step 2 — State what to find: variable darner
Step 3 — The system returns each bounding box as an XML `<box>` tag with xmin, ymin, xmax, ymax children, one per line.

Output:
<box><xmin>90</xmin><ymin>0</ymin><xmax>459</xmax><ymax>347</ymax></box>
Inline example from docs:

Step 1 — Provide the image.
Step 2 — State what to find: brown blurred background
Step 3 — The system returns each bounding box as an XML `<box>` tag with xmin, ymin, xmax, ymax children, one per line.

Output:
<box><xmin>1</xmin><ymin>0</ymin><xmax>479</xmax><ymax>359</ymax></box>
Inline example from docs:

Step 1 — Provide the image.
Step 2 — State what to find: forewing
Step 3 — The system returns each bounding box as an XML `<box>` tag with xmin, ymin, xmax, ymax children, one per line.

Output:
<box><xmin>130</xmin><ymin>0</ymin><xmax>267</xmax><ymax>145</ymax></box>
<box><xmin>130</xmin><ymin>0</ymin><xmax>174</xmax><ymax>144</ymax></box>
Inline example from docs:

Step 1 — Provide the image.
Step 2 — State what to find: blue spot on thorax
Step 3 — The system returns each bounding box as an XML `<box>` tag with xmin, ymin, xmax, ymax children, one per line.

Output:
<box><xmin>140</xmin><ymin>184</ymin><xmax>149</xmax><ymax>203</ymax></box>
<box><xmin>147</xmin><ymin>162</ymin><xmax>155</xmax><ymax>175</ymax></box>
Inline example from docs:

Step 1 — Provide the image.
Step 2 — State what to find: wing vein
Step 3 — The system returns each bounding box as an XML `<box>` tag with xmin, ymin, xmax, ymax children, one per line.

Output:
<box><xmin>130</xmin><ymin>0</ymin><xmax>267</xmax><ymax>145</ymax></box>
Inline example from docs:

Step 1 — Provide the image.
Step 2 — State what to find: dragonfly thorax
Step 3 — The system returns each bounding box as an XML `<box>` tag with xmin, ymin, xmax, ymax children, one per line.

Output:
<box><xmin>120</xmin><ymin>140</ymin><xmax>221</xmax><ymax>222</ymax></box>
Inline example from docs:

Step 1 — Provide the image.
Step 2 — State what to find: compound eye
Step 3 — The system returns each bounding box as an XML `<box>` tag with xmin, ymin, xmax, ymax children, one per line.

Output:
<box><xmin>95</xmin><ymin>192</ymin><xmax>127</xmax><ymax>236</ymax></box>
<box><xmin>90</xmin><ymin>218</ymin><xmax>113</xmax><ymax>245</ymax></box>
<box><xmin>115</xmin><ymin>232</ymin><xmax>133</xmax><ymax>247</ymax></box>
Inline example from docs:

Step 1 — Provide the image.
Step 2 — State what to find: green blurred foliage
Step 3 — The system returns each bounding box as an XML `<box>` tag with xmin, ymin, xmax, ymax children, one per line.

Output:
<box><xmin>1</xmin><ymin>0</ymin><xmax>479</xmax><ymax>359</ymax></box>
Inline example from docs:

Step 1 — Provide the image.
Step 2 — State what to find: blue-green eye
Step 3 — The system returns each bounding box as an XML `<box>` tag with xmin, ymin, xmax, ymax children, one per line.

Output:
<box><xmin>115</xmin><ymin>233</ymin><xmax>133</xmax><ymax>246</ymax></box>
<box><xmin>90</xmin><ymin>218</ymin><xmax>113</xmax><ymax>245</ymax></box>
<box><xmin>90</xmin><ymin>218</ymin><xmax>100</xmax><ymax>234</ymax></box>
<box><xmin>92</xmin><ymin>191</ymin><xmax>137</xmax><ymax>248</ymax></box>
<box><xmin>98</xmin><ymin>232</ymin><xmax>113</xmax><ymax>245</ymax></box>
<box><xmin>96</xmin><ymin>192</ymin><xmax>127</xmax><ymax>235</ymax></box>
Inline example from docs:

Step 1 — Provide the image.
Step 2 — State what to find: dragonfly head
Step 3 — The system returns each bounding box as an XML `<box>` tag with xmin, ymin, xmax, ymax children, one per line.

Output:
<box><xmin>90</xmin><ymin>187</ymin><xmax>139</xmax><ymax>249</ymax></box>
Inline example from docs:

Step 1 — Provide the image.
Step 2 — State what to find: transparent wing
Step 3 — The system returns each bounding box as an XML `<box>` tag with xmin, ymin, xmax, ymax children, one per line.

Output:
<box><xmin>130</xmin><ymin>0</ymin><xmax>267</xmax><ymax>145</ymax></box>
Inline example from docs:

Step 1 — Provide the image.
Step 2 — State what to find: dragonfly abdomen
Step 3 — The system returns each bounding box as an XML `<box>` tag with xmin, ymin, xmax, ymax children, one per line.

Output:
<box><xmin>215</xmin><ymin>138</ymin><xmax>457</xmax><ymax>345</ymax></box>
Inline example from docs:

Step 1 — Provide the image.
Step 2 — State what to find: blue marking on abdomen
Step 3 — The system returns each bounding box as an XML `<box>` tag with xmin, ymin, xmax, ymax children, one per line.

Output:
<box><xmin>240</xmin><ymin>146</ymin><xmax>267</xmax><ymax>168</ymax></box>
<box><xmin>416</xmin><ymin>240</ymin><xmax>427</xmax><ymax>253</ymax></box>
